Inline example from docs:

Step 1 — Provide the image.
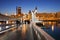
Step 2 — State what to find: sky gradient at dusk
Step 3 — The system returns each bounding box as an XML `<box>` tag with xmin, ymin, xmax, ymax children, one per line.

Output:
<box><xmin>0</xmin><ymin>0</ymin><xmax>60</xmax><ymax>14</ymax></box>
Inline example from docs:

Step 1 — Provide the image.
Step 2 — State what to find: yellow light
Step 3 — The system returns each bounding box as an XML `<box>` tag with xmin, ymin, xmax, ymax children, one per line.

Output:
<box><xmin>0</xmin><ymin>22</ymin><xmax>2</xmax><ymax>24</ymax></box>
<box><xmin>12</xmin><ymin>22</ymin><xmax>14</xmax><ymax>23</ymax></box>
<box><xmin>52</xmin><ymin>25</ymin><xmax>54</xmax><ymax>31</ymax></box>
<box><xmin>49</xmin><ymin>22</ymin><xmax>51</xmax><ymax>25</ymax></box>
<box><xmin>6</xmin><ymin>21</ymin><xmax>8</xmax><ymax>24</ymax></box>
<box><xmin>43</xmin><ymin>22</ymin><xmax>45</xmax><ymax>25</ymax></box>
<box><xmin>12</xmin><ymin>25</ymin><xmax>14</xmax><ymax>26</ymax></box>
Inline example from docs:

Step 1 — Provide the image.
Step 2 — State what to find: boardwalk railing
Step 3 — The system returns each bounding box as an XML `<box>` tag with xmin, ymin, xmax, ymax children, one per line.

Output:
<box><xmin>32</xmin><ymin>23</ymin><xmax>55</xmax><ymax>40</ymax></box>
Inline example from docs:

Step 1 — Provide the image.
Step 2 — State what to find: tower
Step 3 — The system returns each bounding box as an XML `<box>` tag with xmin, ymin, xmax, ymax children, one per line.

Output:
<box><xmin>32</xmin><ymin>7</ymin><xmax>41</xmax><ymax>22</ymax></box>
<box><xmin>29</xmin><ymin>10</ymin><xmax>31</xmax><ymax>13</ymax></box>
<box><xmin>34</xmin><ymin>7</ymin><xmax>37</xmax><ymax>14</ymax></box>
<box><xmin>16</xmin><ymin>6</ymin><xmax>21</xmax><ymax>14</ymax></box>
<box><xmin>35</xmin><ymin>6</ymin><xmax>37</xmax><ymax>10</ymax></box>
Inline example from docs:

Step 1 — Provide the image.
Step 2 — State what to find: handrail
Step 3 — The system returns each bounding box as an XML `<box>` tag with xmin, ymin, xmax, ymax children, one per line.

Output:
<box><xmin>32</xmin><ymin>22</ymin><xmax>55</xmax><ymax>40</ymax></box>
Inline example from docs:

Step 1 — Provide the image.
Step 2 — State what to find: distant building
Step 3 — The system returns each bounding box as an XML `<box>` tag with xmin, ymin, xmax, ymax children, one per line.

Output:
<box><xmin>35</xmin><ymin>6</ymin><xmax>37</xmax><ymax>10</ymax></box>
<box><xmin>56</xmin><ymin>12</ymin><xmax>60</xmax><ymax>18</ymax></box>
<box><xmin>29</xmin><ymin>10</ymin><xmax>31</xmax><ymax>13</ymax></box>
<box><xmin>16</xmin><ymin>6</ymin><xmax>21</xmax><ymax>14</ymax></box>
<box><xmin>16</xmin><ymin>6</ymin><xmax>23</xmax><ymax>17</ymax></box>
<box><xmin>28</xmin><ymin>10</ymin><xmax>32</xmax><ymax>20</ymax></box>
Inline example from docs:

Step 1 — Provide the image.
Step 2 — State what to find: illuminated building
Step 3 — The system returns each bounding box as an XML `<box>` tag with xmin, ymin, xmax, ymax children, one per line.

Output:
<box><xmin>16</xmin><ymin>6</ymin><xmax>21</xmax><ymax>14</ymax></box>
<box><xmin>16</xmin><ymin>6</ymin><xmax>23</xmax><ymax>17</ymax></box>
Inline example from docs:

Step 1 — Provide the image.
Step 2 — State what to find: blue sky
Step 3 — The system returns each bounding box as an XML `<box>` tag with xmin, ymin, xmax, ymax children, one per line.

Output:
<box><xmin>0</xmin><ymin>0</ymin><xmax>60</xmax><ymax>14</ymax></box>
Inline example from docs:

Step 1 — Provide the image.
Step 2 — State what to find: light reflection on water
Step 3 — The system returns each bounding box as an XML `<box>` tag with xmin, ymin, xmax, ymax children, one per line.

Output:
<box><xmin>21</xmin><ymin>24</ymin><xmax>28</xmax><ymax>40</ymax></box>
<box><xmin>52</xmin><ymin>25</ymin><xmax>54</xmax><ymax>31</ymax></box>
<box><xmin>42</xmin><ymin>21</ymin><xmax>60</xmax><ymax>40</ymax></box>
<box><xmin>42</xmin><ymin>22</ymin><xmax>60</xmax><ymax>29</ymax></box>
<box><xmin>21</xmin><ymin>24</ymin><xmax>27</xmax><ymax>35</ymax></box>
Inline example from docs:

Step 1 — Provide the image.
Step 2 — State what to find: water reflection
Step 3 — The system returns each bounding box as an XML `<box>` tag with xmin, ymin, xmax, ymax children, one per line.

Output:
<box><xmin>51</xmin><ymin>25</ymin><xmax>54</xmax><ymax>31</ymax></box>
<box><xmin>42</xmin><ymin>21</ymin><xmax>59</xmax><ymax>29</ymax></box>
<box><xmin>21</xmin><ymin>24</ymin><xmax>27</xmax><ymax>40</ymax></box>
<box><xmin>42</xmin><ymin>21</ymin><xmax>60</xmax><ymax>40</ymax></box>
<box><xmin>21</xmin><ymin>24</ymin><xmax>27</xmax><ymax>35</ymax></box>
